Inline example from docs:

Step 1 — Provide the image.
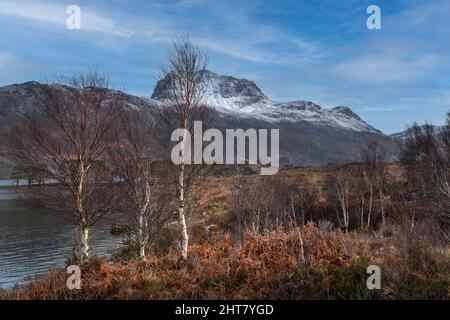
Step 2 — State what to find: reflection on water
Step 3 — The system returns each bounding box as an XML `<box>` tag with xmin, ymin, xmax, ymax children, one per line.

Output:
<box><xmin>0</xmin><ymin>179</ymin><xmax>58</xmax><ymax>188</ymax></box>
<box><xmin>0</xmin><ymin>186</ymin><xmax>124</xmax><ymax>289</ymax></box>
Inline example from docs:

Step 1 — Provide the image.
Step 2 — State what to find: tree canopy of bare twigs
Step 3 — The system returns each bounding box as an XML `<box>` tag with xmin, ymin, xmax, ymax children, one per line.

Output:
<box><xmin>398</xmin><ymin>117</ymin><xmax>450</xmax><ymax>226</ymax></box>
<box><xmin>326</xmin><ymin>164</ymin><xmax>353</xmax><ymax>233</ymax></box>
<box><xmin>6</xmin><ymin>70</ymin><xmax>120</xmax><ymax>262</ymax></box>
<box><xmin>157</xmin><ymin>36</ymin><xmax>211</xmax><ymax>259</ymax></box>
<box><xmin>359</xmin><ymin>141</ymin><xmax>387</xmax><ymax>227</ymax></box>
<box><xmin>109</xmin><ymin>110</ymin><xmax>174</xmax><ymax>260</ymax></box>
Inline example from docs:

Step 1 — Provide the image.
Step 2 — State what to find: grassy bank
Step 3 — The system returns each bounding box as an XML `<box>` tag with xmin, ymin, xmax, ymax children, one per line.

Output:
<box><xmin>2</xmin><ymin>164</ymin><xmax>449</xmax><ymax>300</ymax></box>
<box><xmin>5</xmin><ymin>223</ymin><xmax>449</xmax><ymax>300</ymax></box>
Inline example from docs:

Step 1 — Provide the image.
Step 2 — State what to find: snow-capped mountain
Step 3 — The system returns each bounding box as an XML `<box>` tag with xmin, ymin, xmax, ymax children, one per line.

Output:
<box><xmin>152</xmin><ymin>70</ymin><xmax>380</xmax><ymax>134</ymax></box>
<box><xmin>0</xmin><ymin>72</ymin><xmax>397</xmax><ymax>172</ymax></box>
<box><xmin>151</xmin><ymin>70</ymin><xmax>396</xmax><ymax>164</ymax></box>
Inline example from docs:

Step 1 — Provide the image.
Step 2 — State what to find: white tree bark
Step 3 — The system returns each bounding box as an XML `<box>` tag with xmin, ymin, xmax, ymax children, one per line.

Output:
<box><xmin>138</xmin><ymin>213</ymin><xmax>146</xmax><ymax>260</ymax></box>
<box><xmin>80</xmin><ymin>222</ymin><xmax>89</xmax><ymax>260</ymax></box>
<box><xmin>176</xmin><ymin>118</ymin><xmax>190</xmax><ymax>260</ymax></box>
<box><xmin>360</xmin><ymin>192</ymin><xmax>365</xmax><ymax>229</ymax></box>
<box><xmin>336</xmin><ymin>179</ymin><xmax>349</xmax><ymax>233</ymax></box>
<box><xmin>367</xmin><ymin>186</ymin><xmax>373</xmax><ymax>228</ymax></box>
<box><xmin>379</xmin><ymin>186</ymin><xmax>385</xmax><ymax>226</ymax></box>
<box><xmin>179</xmin><ymin>162</ymin><xmax>189</xmax><ymax>260</ymax></box>
<box><xmin>139</xmin><ymin>241</ymin><xmax>146</xmax><ymax>260</ymax></box>
<box><xmin>77</xmin><ymin>163</ymin><xmax>89</xmax><ymax>262</ymax></box>
<box><xmin>159</xmin><ymin>37</ymin><xmax>208</xmax><ymax>260</ymax></box>
<box><xmin>138</xmin><ymin>181</ymin><xmax>151</xmax><ymax>261</ymax></box>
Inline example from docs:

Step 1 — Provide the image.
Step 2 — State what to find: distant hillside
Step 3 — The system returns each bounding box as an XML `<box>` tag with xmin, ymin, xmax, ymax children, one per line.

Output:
<box><xmin>390</xmin><ymin>124</ymin><xmax>446</xmax><ymax>142</ymax></box>
<box><xmin>0</xmin><ymin>72</ymin><xmax>399</xmax><ymax>177</ymax></box>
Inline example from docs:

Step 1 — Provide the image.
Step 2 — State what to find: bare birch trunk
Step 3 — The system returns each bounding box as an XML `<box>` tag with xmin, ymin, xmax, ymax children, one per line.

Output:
<box><xmin>179</xmin><ymin>162</ymin><xmax>189</xmax><ymax>259</ymax></box>
<box><xmin>345</xmin><ymin>180</ymin><xmax>350</xmax><ymax>233</ymax></box>
<box><xmin>379</xmin><ymin>185</ymin><xmax>385</xmax><ymax>226</ymax></box>
<box><xmin>177</xmin><ymin>116</ymin><xmax>190</xmax><ymax>260</ymax></box>
<box><xmin>360</xmin><ymin>192</ymin><xmax>365</xmax><ymax>229</ymax></box>
<box><xmin>7</xmin><ymin>71</ymin><xmax>119</xmax><ymax>266</ymax></box>
<box><xmin>138</xmin><ymin>213</ymin><xmax>146</xmax><ymax>260</ymax></box>
<box><xmin>80</xmin><ymin>222</ymin><xmax>89</xmax><ymax>261</ymax></box>
<box><xmin>139</xmin><ymin>245</ymin><xmax>145</xmax><ymax>259</ymax></box>
<box><xmin>138</xmin><ymin>182</ymin><xmax>151</xmax><ymax>261</ymax></box>
<box><xmin>290</xmin><ymin>198</ymin><xmax>305</xmax><ymax>262</ymax></box>
<box><xmin>77</xmin><ymin>163</ymin><xmax>89</xmax><ymax>262</ymax></box>
<box><xmin>367</xmin><ymin>186</ymin><xmax>373</xmax><ymax>228</ymax></box>
<box><xmin>411</xmin><ymin>199</ymin><xmax>416</xmax><ymax>230</ymax></box>
<box><xmin>158</xmin><ymin>36</ymin><xmax>208</xmax><ymax>260</ymax></box>
<box><xmin>337</xmin><ymin>180</ymin><xmax>349</xmax><ymax>234</ymax></box>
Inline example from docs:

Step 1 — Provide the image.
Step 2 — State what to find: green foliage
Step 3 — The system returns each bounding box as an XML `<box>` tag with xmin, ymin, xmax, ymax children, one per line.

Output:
<box><xmin>111</xmin><ymin>241</ymin><xmax>139</xmax><ymax>262</ymax></box>
<box><xmin>10</xmin><ymin>165</ymin><xmax>49</xmax><ymax>185</ymax></box>
<box><xmin>190</xmin><ymin>224</ymin><xmax>210</xmax><ymax>244</ymax></box>
<box><xmin>327</xmin><ymin>257</ymin><xmax>382</xmax><ymax>300</ymax></box>
<box><xmin>263</xmin><ymin>257</ymin><xmax>382</xmax><ymax>300</ymax></box>
<box><xmin>136</xmin><ymin>276</ymin><xmax>167</xmax><ymax>298</ymax></box>
<box><xmin>91</xmin><ymin>159</ymin><xmax>105</xmax><ymax>168</ymax></box>
<box><xmin>386</xmin><ymin>243</ymin><xmax>450</xmax><ymax>299</ymax></box>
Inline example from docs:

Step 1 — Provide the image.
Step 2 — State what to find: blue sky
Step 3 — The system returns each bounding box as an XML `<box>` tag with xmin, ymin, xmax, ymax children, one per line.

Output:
<box><xmin>0</xmin><ymin>0</ymin><xmax>449</xmax><ymax>133</ymax></box>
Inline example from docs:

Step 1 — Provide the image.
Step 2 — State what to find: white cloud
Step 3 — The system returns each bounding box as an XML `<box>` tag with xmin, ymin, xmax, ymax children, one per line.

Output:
<box><xmin>192</xmin><ymin>33</ymin><xmax>321</xmax><ymax>65</ymax></box>
<box><xmin>0</xmin><ymin>0</ymin><xmax>133</xmax><ymax>37</ymax></box>
<box><xmin>330</xmin><ymin>54</ymin><xmax>443</xmax><ymax>84</ymax></box>
<box><xmin>0</xmin><ymin>52</ymin><xmax>15</xmax><ymax>68</ymax></box>
<box><xmin>0</xmin><ymin>0</ymin><xmax>323</xmax><ymax>65</ymax></box>
<box><xmin>0</xmin><ymin>51</ymin><xmax>46</xmax><ymax>86</ymax></box>
<box><xmin>361</xmin><ymin>105</ymin><xmax>406</xmax><ymax>112</ymax></box>
<box><xmin>384</xmin><ymin>0</ymin><xmax>450</xmax><ymax>31</ymax></box>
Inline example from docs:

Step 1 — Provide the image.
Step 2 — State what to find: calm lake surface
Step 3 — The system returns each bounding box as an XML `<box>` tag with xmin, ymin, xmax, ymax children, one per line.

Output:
<box><xmin>0</xmin><ymin>182</ymin><xmax>125</xmax><ymax>289</ymax></box>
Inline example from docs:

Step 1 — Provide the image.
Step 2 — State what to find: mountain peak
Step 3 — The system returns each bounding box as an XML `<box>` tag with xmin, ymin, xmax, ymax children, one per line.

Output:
<box><xmin>150</xmin><ymin>70</ymin><xmax>379</xmax><ymax>133</ymax></box>
<box><xmin>331</xmin><ymin>106</ymin><xmax>361</xmax><ymax>120</ymax></box>
<box><xmin>151</xmin><ymin>69</ymin><xmax>267</xmax><ymax>106</ymax></box>
<box><xmin>0</xmin><ymin>80</ymin><xmax>395</xmax><ymax>166</ymax></box>
<box><xmin>2</xmin><ymin>74</ymin><xmax>380</xmax><ymax>135</ymax></box>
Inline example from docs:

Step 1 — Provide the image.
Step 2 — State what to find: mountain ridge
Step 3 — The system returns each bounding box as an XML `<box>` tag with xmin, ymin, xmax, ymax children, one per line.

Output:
<box><xmin>0</xmin><ymin>72</ymin><xmax>398</xmax><ymax>172</ymax></box>
<box><xmin>151</xmin><ymin>70</ymin><xmax>381</xmax><ymax>134</ymax></box>
<box><xmin>390</xmin><ymin>124</ymin><xmax>446</xmax><ymax>142</ymax></box>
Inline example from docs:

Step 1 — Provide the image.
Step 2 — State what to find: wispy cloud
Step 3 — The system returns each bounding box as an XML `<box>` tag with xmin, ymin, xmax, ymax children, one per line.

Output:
<box><xmin>330</xmin><ymin>54</ymin><xmax>443</xmax><ymax>84</ymax></box>
<box><xmin>0</xmin><ymin>0</ymin><xmax>449</xmax><ymax>134</ymax></box>
<box><xmin>0</xmin><ymin>0</ymin><xmax>321</xmax><ymax>65</ymax></box>
<box><xmin>0</xmin><ymin>0</ymin><xmax>133</xmax><ymax>37</ymax></box>
<box><xmin>0</xmin><ymin>51</ymin><xmax>14</xmax><ymax>68</ymax></box>
<box><xmin>193</xmin><ymin>36</ymin><xmax>321</xmax><ymax>65</ymax></box>
<box><xmin>361</xmin><ymin>105</ymin><xmax>407</xmax><ymax>112</ymax></box>
<box><xmin>0</xmin><ymin>51</ymin><xmax>45</xmax><ymax>85</ymax></box>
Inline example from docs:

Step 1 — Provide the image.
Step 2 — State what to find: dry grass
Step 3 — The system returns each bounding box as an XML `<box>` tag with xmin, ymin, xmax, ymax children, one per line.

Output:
<box><xmin>191</xmin><ymin>164</ymin><xmax>407</xmax><ymax>226</ymax></box>
<box><xmin>9</xmin><ymin>223</ymin><xmax>441</xmax><ymax>300</ymax></box>
<box><xmin>6</xmin><ymin>224</ymin><xmax>370</xmax><ymax>299</ymax></box>
<box><xmin>4</xmin><ymin>164</ymin><xmax>448</xmax><ymax>300</ymax></box>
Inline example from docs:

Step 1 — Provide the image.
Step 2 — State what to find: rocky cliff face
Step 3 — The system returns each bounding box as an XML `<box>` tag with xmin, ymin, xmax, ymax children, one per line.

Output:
<box><xmin>0</xmin><ymin>71</ymin><xmax>398</xmax><ymax>176</ymax></box>
<box><xmin>152</xmin><ymin>70</ymin><xmax>380</xmax><ymax>134</ymax></box>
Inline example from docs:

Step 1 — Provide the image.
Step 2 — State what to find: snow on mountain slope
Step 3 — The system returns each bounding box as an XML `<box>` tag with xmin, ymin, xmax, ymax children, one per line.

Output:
<box><xmin>0</xmin><ymin>76</ymin><xmax>397</xmax><ymax>166</ymax></box>
<box><xmin>152</xmin><ymin>70</ymin><xmax>380</xmax><ymax>134</ymax></box>
<box><xmin>390</xmin><ymin>124</ymin><xmax>446</xmax><ymax>141</ymax></box>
